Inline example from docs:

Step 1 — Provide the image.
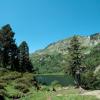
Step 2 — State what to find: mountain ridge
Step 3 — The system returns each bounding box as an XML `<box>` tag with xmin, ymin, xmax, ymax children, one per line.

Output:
<box><xmin>31</xmin><ymin>33</ymin><xmax>100</xmax><ymax>55</ymax></box>
<box><xmin>30</xmin><ymin>33</ymin><xmax>100</xmax><ymax>74</ymax></box>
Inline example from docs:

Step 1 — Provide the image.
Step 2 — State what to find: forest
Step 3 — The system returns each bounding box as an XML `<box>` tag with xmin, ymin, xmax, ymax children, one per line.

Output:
<box><xmin>0</xmin><ymin>24</ymin><xmax>33</xmax><ymax>72</ymax></box>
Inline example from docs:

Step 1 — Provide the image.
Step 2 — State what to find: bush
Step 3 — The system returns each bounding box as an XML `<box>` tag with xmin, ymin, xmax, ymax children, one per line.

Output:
<box><xmin>0</xmin><ymin>83</ymin><xmax>6</xmax><ymax>89</ymax></box>
<box><xmin>0</xmin><ymin>70</ymin><xmax>6</xmax><ymax>77</ymax></box>
<box><xmin>92</xmin><ymin>80</ymin><xmax>100</xmax><ymax>89</ymax></box>
<box><xmin>23</xmin><ymin>72</ymin><xmax>33</xmax><ymax>80</ymax></box>
<box><xmin>1</xmin><ymin>71</ymin><xmax>21</xmax><ymax>81</ymax></box>
<box><xmin>51</xmin><ymin>80</ymin><xmax>61</xmax><ymax>87</ymax></box>
<box><xmin>41</xmin><ymin>86</ymin><xmax>50</xmax><ymax>91</ymax></box>
<box><xmin>7</xmin><ymin>92</ymin><xmax>22</xmax><ymax>99</ymax></box>
<box><xmin>14</xmin><ymin>83</ymin><xmax>29</xmax><ymax>93</ymax></box>
<box><xmin>23</xmin><ymin>88</ymin><xmax>30</xmax><ymax>93</ymax></box>
<box><xmin>81</xmin><ymin>71</ymin><xmax>100</xmax><ymax>89</ymax></box>
<box><xmin>15</xmin><ymin>77</ymin><xmax>32</xmax><ymax>87</ymax></box>
<box><xmin>0</xmin><ymin>89</ymin><xmax>7</xmax><ymax>97</ymax></box>
<box><xmin>93</xmin><ymin>70</ymin><xmax>100</xmax><ymax>89</ymax></box>
<box><xmin>0</xmin><ymin>79</ymin><xmax>7</xmax><ymax>89</ymax></box>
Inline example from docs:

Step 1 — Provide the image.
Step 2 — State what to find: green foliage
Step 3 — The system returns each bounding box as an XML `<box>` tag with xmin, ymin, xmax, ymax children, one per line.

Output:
<box><xmin>18</xmin><ymin>41</ymin><xmax>33</xmax><ymax>72</ymax></box>
<box><xmin>84</xmin><ymin>43</ymin><xmax>100</xmax><ymax>71</ymax></box>
<box><xmin>20</xmin><ymin>89</ymin><xmax>99</xmax><ymax>100</ymax></box>
<box><xmin>81</xmin><ymin>43</ymin><xmax>100</xmax><ymax>89</ymax></box>
<box><xmin>6</xmin><ymin>89</ymin><xmax>22</xmax><ymax>99</ymax></box>
<box><xmin>52</xmin><ymin>95</ymin><xmax>99</xmax><ymax>100</ymax></box>
<box><xmin>0</xmin><ymin>89</ymin><xmax>7</xmax><ymax>97</ymax></box>
<box><xmin>31</xmin><ymin>53</ymin><xmax>68</xmax><ymax>73</ymax></box>
<box><xmin>0</xmin><ymin>83</ymin><xmax>5</xmax><ymax>89</ymax></box>
<box><xmin>0</xmin><ymin>24</ymin><xmax>33</xmax><ymax>72</ymax></box>
<box><xmin>15</xmin><ymin>77</ymin><xmax>32</xmax><ymax>87</ymax></box>
<box><xmin>51</xmin><ymin>80</ymin><xmax>61</xmax><ymax>87</ymax></box>
<box><xmin>0</xmin><ymin>82</ymin><xmax>7</xmax><ymax>89</ymax></box>
<box><xmin>0</xmin><ymin>70</ymin><xmax>35</xmax><ymax>99</ymax></box>
<box><xmin>31</xmin><ymin>34</ymin><xmax>100</xmax><ymax>74</ymax></box>
<box><xmin>0</xmin><ymin>71</ymin><xmax>21</xmax><ymax>81</ymax></box>
<box><xmin>68</xmin><ymin>36</ymin><xmax>84</xmax><ymax>75</ymax></box>
<box><xmin>41</xmin><ymin>85</ymin><xmax>50</xmax><ymax>91</ymax></box>
<box><xmin>81</xmin><ymin>71</ymin><xmax>100</xmax><ymax>90</ymax></box>
<box><xmin>67</xmin><ymin>35</ymin><xmax>85</xmax><ymax>87</ymax></box>
<box><xmin>14</xmin><ymin>83</ymin><xmax>29</xmax><ymax>93</ymax></box>
<box><xmin>81</xmin><ymin>71</ymin><xmax>95</xmax><ymax>89</ymax></box>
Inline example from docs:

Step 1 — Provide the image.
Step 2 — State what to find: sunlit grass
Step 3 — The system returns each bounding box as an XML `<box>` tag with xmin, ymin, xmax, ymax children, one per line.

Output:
<box><xmin>20</xmin><ymin>90</ymin><xmax>99</xmax><ymax>100</ymax></box>
<box><xmin>0</xmin><ymin>71</ymin><xmax>99</xmax><ymax>100</ymax></box>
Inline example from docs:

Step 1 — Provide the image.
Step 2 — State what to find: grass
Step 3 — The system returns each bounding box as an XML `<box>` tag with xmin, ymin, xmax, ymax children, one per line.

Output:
<box><xmin>20</xmin><ymin>86</ymin><xmax>99</xmax><ymax>100</ymax></box>
<box><xmin>0</xmin><ymin>70</ymin><xmax>33</xmax><ymax>99</ymax></box>
<box><xmin>0</xmin><ymin>70</ymin><xmax>99</xmax><ymax>100</ymax></box>
<box><xmin>52</xmin><ymin>95</ymin><xmax>98</xmax><ymax>100</ymax></box>
<box><xmin>20</xmin><ymin>90</ymin><xmax>99</xmax><ymax>100</ymax></box>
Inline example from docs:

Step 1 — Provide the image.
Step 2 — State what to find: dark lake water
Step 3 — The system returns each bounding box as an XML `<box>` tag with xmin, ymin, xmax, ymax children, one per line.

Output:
<box><xmin>35</xmin><ymin>75</ymin><xmax>74</xmax><ymax>86</ymax></box>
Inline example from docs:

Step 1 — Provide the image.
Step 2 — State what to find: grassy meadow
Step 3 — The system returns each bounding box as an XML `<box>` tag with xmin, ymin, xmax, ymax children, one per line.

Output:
<box><xmin>0</xmin><ymin>70</ymin><xmax>99</xmax><ymax>100</ymax></box>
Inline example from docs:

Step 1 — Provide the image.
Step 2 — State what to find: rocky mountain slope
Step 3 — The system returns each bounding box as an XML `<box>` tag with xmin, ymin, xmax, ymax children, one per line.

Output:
<box><xmin>30</xmin><ymin>33</ymin><xmax>100</xmax><ymax>73</ymax></box>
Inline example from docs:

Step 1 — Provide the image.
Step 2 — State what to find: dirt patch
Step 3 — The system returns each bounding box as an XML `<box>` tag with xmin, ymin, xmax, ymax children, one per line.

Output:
<box><xmin>82</xmin><ymin>90</ymin><xmax>100</xmax><ymax>99</ymax></box>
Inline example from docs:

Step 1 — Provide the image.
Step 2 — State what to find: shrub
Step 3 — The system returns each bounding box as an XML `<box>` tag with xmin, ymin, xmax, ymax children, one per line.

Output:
<box><xmin>1</xmin><ymin>71</ymin><xmax>22</xmax><ymax>81</ymax></box>
<box><xmin>0</xmin><ymin>89</ymin><xmax>7</xmax><ymax>97</ymax></box>
<box><xmin>7</xmin><ymin>92</ymin><xmax>22</xmax><ymax>99</ymax></box>
<box><xmin>93</xmin><ymin>70</ymin><xmax>100</xmax><ymax>89</ymax></box>
<box><xmin>51</xmin><ymin>80</ymin><xmax>61</xmax><ymax>87</ymax></box>
<box><xmin>0</xmin><ymin>83</ymin><xmax>6</xmax><ymax>89</ymax></box>
<box><xmin>14</xmin><ymin>83</ymin><xmax>29</xmax><ymax>93</ymax></box>
<box><xmin>81</xmin><ymin>71</ymin><xmax>100</xmax><ymax>89</ymax></box>
<box><xmin>23</xmin><ymin>88</ymin><xmax>29</xmax><ymax>93</ymax></box>
<box><xmin>92</xmin><ymin>80</ymin><xmax>100</xmax><ymax>89</ymax></box>
<box><xmin>23</xmin><ymin>72</ymin><xmax>33</xmax><ymax>80</ymax></box>
<box><xmin>41</xmin><ymin>86</ymin><xmax>50</xmax><ymax>91</ymax></box>
<box><xmin>0</xmin><ymin>79</ymin><xmax>7</xmax><ymax>89</ymax></box>
<box><xmin>15</xmin><ymin>77</ymin><xmax>32</xmax><ymax>87</ymax></box>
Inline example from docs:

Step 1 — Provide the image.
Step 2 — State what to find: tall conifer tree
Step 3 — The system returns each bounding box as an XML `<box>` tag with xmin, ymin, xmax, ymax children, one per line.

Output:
<box><xmin>18</xmin><ymin>41</ymin><xmax>33</xmax><ymax>72</ymax></box>
<box><xmin>68</xmin><ymin>35</ymin><xmax>84</xmax><ymax>87</ymax></box>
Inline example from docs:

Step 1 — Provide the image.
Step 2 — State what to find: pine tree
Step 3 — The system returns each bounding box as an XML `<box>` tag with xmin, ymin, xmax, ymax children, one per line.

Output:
<box><xmin>1</xmin><ymin>24</ymin><xmax>18</xmax><ymax>69</ymax></box>
<box><xmin>0</xmin><ymin>29</ymin><xmax>4</xmax><ymax>67</ymax></box>
<box><xmin>18</xmin><ymin>41</ymin><xmax>33</xmax><ymax>72</ymax></box>
<box><xmin>68</xmin><ymin>35</ymin><xmax>84</xmax><ymax>87</ymax></box>
<box><xmin>0</xmin><ymin>24</ymin><xmax>33</xmax><ymax>72</ymax></box>
<box><xmin>8</xmin><ymin>44</ymin><xmax>19</xmax><ymax>70</ymax></box>
<box><xmin>0</xmin><ymin>24</ymin><xmax>19</xmax><ymax>70</ymax></box>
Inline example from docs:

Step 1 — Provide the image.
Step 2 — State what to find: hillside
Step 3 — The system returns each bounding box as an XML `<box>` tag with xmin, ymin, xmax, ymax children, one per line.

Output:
<box><xmin>30</xmin><ymin>33</ymin><xmax>100</xmax><ymax>74</ymax></box>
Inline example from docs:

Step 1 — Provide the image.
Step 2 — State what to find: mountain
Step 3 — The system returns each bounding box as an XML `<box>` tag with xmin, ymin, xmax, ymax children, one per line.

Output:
<box><xmin>30</xmin><ymin>33</ymin><xmax>100</xmax><ymax>74</ymax></box>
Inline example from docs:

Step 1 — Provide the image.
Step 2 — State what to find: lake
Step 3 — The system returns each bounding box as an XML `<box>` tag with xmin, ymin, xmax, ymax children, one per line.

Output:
<box><xmin>35</xmin><ymin>74</ymin><xmax>74</xmax><ymax>86</ymax></box>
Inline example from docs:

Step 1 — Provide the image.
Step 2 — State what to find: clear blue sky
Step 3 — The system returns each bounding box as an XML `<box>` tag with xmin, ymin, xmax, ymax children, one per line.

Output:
<box><xmin>0</xmin><ymin>0</ymin><xmax>100</xmax><ymax>53</ymax></box>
